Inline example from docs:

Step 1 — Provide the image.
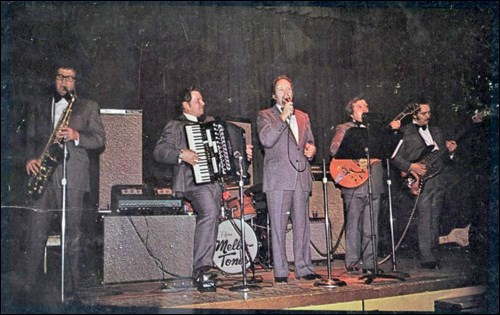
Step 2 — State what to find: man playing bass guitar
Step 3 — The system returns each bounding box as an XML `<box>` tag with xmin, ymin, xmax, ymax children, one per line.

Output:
<box><xmin>391</xmin><ymin>100</ymin><xmax>456</xmax><ymax>270</ymax></box>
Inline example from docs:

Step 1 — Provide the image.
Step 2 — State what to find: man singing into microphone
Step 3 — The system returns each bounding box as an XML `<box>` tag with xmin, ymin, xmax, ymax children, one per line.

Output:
<box><xmin>257</xmin><ymin>75</ymin><xmax>321</xmax><ymax>284</ymax></box>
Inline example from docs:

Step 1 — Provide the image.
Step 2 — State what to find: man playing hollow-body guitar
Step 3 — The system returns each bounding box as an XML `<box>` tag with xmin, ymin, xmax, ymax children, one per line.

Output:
<box><xmin>329</xmin><ymin>97</ymin><xmax>400</xmax><ymax>276</ymax></box>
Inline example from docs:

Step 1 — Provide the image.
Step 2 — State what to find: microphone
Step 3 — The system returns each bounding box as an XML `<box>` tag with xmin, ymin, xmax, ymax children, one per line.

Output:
<box><xmin>233</xmin><ymin>151</ymin><xmax>243</xmax><ymax>160</ymax></box>
<box><xmin>284</xmin><ymin>96</ymin><xmax>294</xmax><ymax>117</ymax></box>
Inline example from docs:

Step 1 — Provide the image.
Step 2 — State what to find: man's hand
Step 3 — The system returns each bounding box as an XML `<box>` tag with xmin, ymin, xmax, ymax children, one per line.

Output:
<box><xmin>445</xmin><ymin>140</ymin><xmax>457</xmax><ymax>154</ymax></box>
<box><xmin>409</xmin><ymin>162</ymin><xmax>427</xmax><ymax>176</ymax></box>
<box><xmin>389</xmin><ymin>120</ymin><xmax>401</xmax><ymax>130</ymax></box>
<box><xmin>26</xmin><ymin>159</ymin><xmax>41</xmax><ymax>175</ymax></box>
<box><xmin>304</xmin><ymin>142</ymin><xmax>316</xmax><ymax>159</ymax></box>
<box><xmin>246</xmin><ymin>144</ymin><xmax>253</xmax><ymax>161</ymax></box>
<box><xmin>57</xmin><ymin>127</ymin><xmax>80</xmax><ymax>141</ymax></box>
<box><xmin>182</xmin><ymin>149</ymin><xmax>199</xmax><ymax>166</ymax></box>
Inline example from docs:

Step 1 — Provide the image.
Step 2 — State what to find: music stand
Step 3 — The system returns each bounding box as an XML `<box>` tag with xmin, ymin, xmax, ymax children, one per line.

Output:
<box><xmin>335</xmin><ymin>121</ymin><xmax>405</xmax><ymax>284</ymax></box>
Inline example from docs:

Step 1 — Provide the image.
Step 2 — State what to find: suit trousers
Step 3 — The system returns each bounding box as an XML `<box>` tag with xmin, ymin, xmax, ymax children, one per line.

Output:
<box><xmin>184</xmin><ymin>183</ymin><xmax>221</xmax><ymax>278</ymax></box>
<box><xmin>23</xmin><ymin>186</ymin><xmax>84</xmax><ymax>294</ymax></box>
<box><xmin>266</xmin><ymin>179</ymin><xmax>313</xmax><ymax>278</ymax></box>
<box><xmin>416</xmin><ymin>177</ymin><xmax>443</xmax><ymax>263</ymax></box>
<box><xmin>342</xmin><ymin>184</ymin><xmax>381</xmax><ymax>270</ymax></box>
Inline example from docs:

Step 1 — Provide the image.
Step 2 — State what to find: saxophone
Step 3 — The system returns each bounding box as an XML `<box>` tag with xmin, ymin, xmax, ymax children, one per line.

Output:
<box><xmin>27</xmin><ymin>89</ymin><xmax>77</xmax><ymax>199</ymax></box>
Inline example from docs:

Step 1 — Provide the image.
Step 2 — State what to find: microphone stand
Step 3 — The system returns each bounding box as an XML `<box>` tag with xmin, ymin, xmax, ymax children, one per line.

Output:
<box><xmin>60</xmin><ymin>138</ymin><xmax>69</xmax><ymax>302</ymax></box>
<box><xmin>314</xmin><ymin>159</ymin><xmax>346</xmax><ymax>288</ymax></box>
<box><xmin>383</xmin><ymin>158</ymin><xmax>410</xmax><ymax>277</ymax></box>
<box><xmin>229</xmin><ymin>153</ymin><xmax>261</xmax><ymax>292</ymax></box>
<box><xmin>359</xmin><ymin>119</ymin><xmax>405</xmax><ymax>284</ymax></box>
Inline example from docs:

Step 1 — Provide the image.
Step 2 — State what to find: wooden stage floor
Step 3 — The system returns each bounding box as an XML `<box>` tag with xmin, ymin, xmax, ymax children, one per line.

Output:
<box><xmin>2</xmin><ymin>244</ymin><xmax>496</xmax><ymax>313</ymax></box>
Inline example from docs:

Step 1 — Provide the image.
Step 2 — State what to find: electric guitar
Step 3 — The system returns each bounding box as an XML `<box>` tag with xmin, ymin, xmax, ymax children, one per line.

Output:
<box><xmin>330</xmin><ymin>103</ymin><xmax>420</xmax><ymax>188</ymax></box>
<box><xmin>402</xmin><ymin>108</ymin><xmax>491</xmax><ymax>195</ymax></box>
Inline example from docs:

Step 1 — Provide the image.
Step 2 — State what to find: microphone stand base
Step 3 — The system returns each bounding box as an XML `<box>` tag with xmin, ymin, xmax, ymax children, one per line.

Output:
<box><xmin>386</xmin><ymin>270</ymin><xmax>411</xmax><ymax>278</ymax></box>
<box><xmin>229</xmin><ymin>283</ymin><xmax>262</xmax><ymax>292</ymax></box>
<box><xmin>314</xmin><ymin>278</ymin><xmax>347</xmax><ymax>288</ymax></box>
<box><xmin>359</xmin><ymin>273</ymin><xmax>407</xmax><ymax>285</ymax></box>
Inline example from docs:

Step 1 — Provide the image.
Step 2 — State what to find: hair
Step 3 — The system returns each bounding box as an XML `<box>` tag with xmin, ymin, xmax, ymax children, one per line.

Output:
<box><xmin>179</xmin><ymin>85</ymin><xmax>201</xmax><ymax>103</ymax></box>
<box><xmin>415</xmin><ymin>97</ymin><xmax>431</xmax><ymax>115</ymax></box>
<box><xmin>53</xmin><ymin>59</ymin><xmax>78</xmax><ymax>77</ymax></box>
<box><xmin>345</xmin><ymin>96</ymin><xmax>365</xmax><ymax>114</ymax></box>
<box><xmin>271</xmin><ymin>75</ymin><xmax>293</xmax><ymax>95</ymax></box>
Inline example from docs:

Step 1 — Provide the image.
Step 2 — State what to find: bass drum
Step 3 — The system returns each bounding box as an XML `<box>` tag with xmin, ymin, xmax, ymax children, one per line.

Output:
<box><xmin>213</xmin><ymin>219</ymin><xmax>258</xmax><ymax>274</ymax></box>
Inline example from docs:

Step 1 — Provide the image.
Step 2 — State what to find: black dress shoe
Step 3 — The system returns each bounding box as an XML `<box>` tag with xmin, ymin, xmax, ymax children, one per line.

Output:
<box><xmin>194</xmin><ymin>273</ymin><xmax>217</xmax><ymax>292</ymax></box>
<box><xmin>274</xmin><ymin>277</ymin><xmax>288</xmax><ymax>284</ymax></box>
<box><xmin>420</xmin><ymin>261</ymin><xmax>439</xmax><ymax>269</ymax></box>
<box><xmin>362</xmin><ymin>268</ymin><xmax>384</xmax><ymax>275</ymax></box>
<box><xmin>346</xmin><ymin>266</ymin><xmax>361</xmax><ymax>275</ymax></box>
<box><xmin>296</xmin><ymin>273</ymin><xmax>323</xmax><ymax>280</ymax></box>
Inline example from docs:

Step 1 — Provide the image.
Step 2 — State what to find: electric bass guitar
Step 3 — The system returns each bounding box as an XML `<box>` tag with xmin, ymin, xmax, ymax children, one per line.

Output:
<box><xmin>330</xmin><ymin>103</ymin><xmax>420</xmax><ymax>188</ymax></box>
<box><xmin>402</xmin><ymin>108</ymin><xmax>491</xmax><ymax>196</ymax></box>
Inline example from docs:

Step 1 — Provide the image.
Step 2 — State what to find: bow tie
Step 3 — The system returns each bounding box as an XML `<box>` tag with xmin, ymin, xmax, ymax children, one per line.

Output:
<box><xmin>353</xmin><ymin>121</ymin><xmax>365</xmax><ymax>128</ymax></box>
<box><xmin>415</xmin><ymin>124</ymin><xmax>428</xmax><ymax>131</ymax></box>
<box><xmin>53</xmin><ymin>92</ymin><xmax>71</xmax><ymax>103</ymax></box>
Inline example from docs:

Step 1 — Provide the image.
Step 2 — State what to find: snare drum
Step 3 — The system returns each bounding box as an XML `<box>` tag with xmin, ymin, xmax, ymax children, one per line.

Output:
<box><xmin>213</xmin><ymin>219</ymin><xmax>258</xmax><ymax>274</ymax></box>
<box><xmin>227</xmin><ymin>195</ymin><xmax>257</xmax><ymax>220</ymax></box>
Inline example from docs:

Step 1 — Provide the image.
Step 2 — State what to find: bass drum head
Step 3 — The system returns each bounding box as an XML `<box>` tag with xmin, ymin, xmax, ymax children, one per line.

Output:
<box><xmin>213</xmin><ymin>219</ymin><xmax>258</xmax><ymax>274</ymax></box>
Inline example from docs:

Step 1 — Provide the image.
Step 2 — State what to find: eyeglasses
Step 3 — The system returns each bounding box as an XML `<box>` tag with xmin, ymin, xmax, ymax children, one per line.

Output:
<box><xmin>55</xmin><ymin>74</ymin><xmax>76</xmax><ymax>82</ymax></box>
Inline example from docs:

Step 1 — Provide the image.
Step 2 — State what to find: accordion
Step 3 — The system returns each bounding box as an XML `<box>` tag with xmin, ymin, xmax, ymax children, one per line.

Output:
<box><xmin>184</xmin><ymin>120</ymin><xmax>250</xmax><ymax>185</ymax></box>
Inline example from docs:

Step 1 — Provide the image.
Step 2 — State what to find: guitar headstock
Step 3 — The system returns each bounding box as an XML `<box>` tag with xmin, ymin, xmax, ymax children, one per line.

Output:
<box><xmin>393</xmin><ymin>103</ymin><xmax>421</xmax><ymax>122</ymax></box>
<box><xmin>402</xmin><ymin>103</ymin><xmax>421</xmax><ymax>116</ymax></box>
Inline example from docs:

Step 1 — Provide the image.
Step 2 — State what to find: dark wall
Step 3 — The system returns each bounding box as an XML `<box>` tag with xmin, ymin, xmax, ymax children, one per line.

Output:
<box><xmin>2</xmin><ymin>2</ymin><xmax>498</xmax><ymax>199</ymax></box>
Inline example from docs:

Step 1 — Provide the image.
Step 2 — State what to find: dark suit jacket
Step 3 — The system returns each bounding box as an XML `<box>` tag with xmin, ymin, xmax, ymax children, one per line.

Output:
<box><xmin>391</xmin><ymin>123</ymin><xmax>447</xmax><ymax>175</ymax></box>
<box><xmin>26</xmin><ymin>95</ymin><xmax>106</xmax><ymax>192</ymax></box>
<box><xmin>153</xmin><ymin>115</ymin><xmax>216</xmax><ymax>193</ymax></box>
<box><xmin>257</xmin><ymin>106</ymin><xmax>315</xmax><ymax>193</ymax></box>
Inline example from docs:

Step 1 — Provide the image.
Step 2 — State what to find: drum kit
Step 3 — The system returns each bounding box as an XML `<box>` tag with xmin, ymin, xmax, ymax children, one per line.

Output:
<box><xmin>213</xmin><ymin>186</ymin><xmax>272</xmax><ymax>275</ymax></box>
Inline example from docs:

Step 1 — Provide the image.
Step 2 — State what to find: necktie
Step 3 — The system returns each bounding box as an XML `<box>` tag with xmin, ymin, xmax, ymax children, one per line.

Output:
<box><xmin>288</xmin><ymin>115</ymin><xmax>299</xmax><ymax>143</ymax></box>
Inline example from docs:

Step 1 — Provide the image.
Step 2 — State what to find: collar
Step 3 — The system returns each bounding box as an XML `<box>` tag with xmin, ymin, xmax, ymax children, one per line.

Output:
<box><xmin>184</xmin><ymin>113</ymin><xmax>198</xmax><ymax>123</ymax></box>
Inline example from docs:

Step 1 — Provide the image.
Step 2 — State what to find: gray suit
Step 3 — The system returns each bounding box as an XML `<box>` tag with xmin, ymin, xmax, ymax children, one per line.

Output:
<box><xmin>153</xmin><ymin>115</ymin><xmax>221</xmax><ymax>278</ymax></box>
<box><xmin>257</xmin><ymin>105</ymin><xmax>315</xmax><ymax>278</ymax></box>
<box><xmin>24</xmin><ymin>95</ymin><xmax>106</xmax><ymax>294</ymax></box>
<box><xmin>330</xmin><ymin>122</ymin><xmax>385</xmax><ymax>270</ymax></box>
<box><xmin>391</xmin><ymin>123</ymin><xmax>449</xmax><ymax>264</ymax></box>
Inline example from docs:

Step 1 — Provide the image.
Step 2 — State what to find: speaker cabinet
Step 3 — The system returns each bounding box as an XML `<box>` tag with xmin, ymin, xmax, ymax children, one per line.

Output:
<box><xmin>99</xmin><ymin>109</ymin><xmax>143</xmax><ymax>210</ymax></box>
<box><xmin>308</xmin><ymin>181</ymin><xmax>345</xmax><ymax>255</ymax></box>
<box><xmin>103</xmin><ymin>215</ymin><xmax>195</xmax><ymax>284</ymax></box>
<box><xmin>286</xmin><ymin>217</ymin><xmax>345</xmax><ymax>262</ymax></box>
<box><xmin>284</xmin><ymin>181</ymin><xmax>346</xmax><ymax>261</ymax></box>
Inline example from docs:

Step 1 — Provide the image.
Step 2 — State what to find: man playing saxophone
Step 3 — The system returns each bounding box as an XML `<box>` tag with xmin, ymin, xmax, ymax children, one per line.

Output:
<box><xmin>20</xmin><ymin>61</ymin><xmax>106</xmax><ymax>302</ymax></box>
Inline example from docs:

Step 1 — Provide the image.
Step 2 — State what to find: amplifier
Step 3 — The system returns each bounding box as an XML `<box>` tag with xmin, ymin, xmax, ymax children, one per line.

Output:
<box><xmin>111</xmin><ymin>185</ymin><xmax>184</xmax><ymax>215</ymax></box>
